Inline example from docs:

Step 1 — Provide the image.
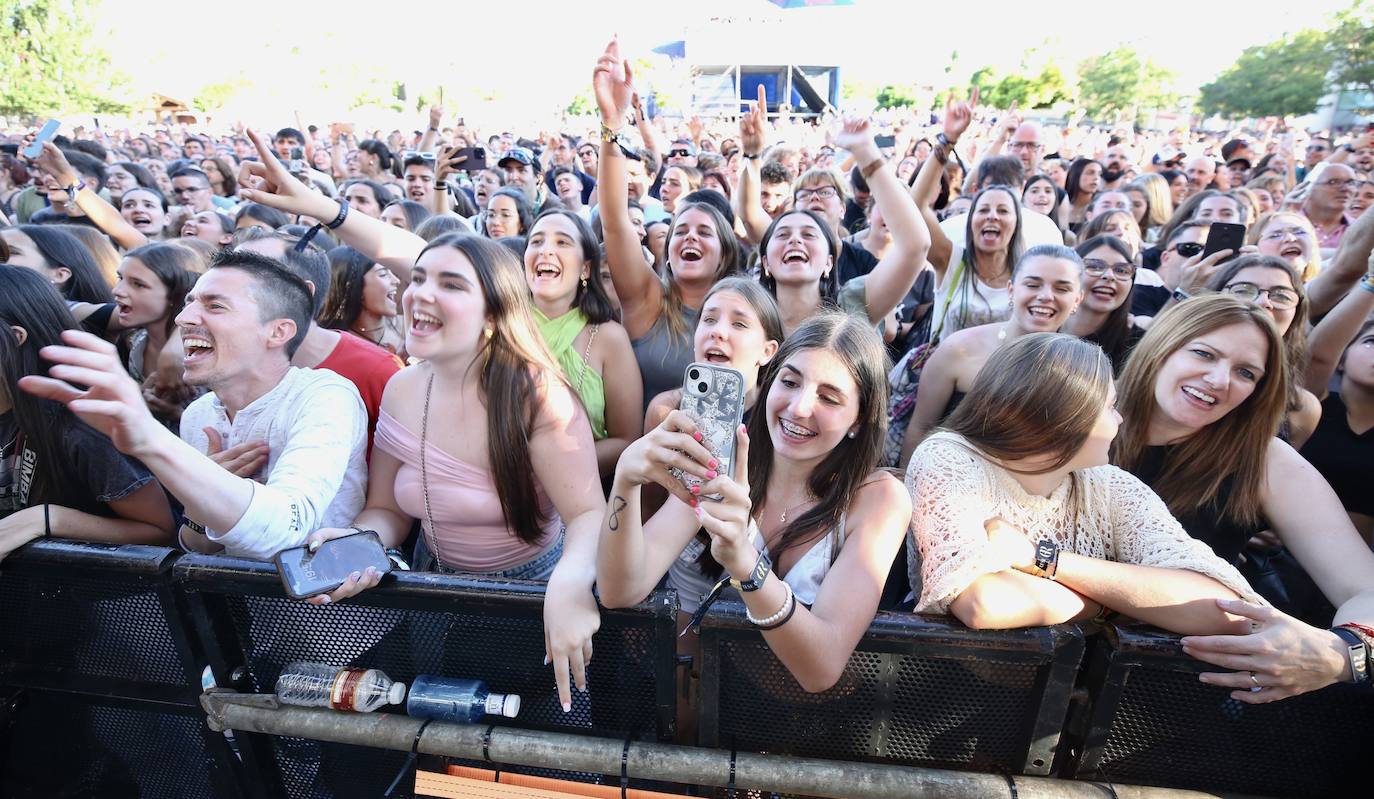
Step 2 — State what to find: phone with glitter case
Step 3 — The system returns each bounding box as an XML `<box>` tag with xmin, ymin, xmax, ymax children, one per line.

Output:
<box><xmin>674</xmin><ymin>362</ymin><xmax>746</xmax><ymax>501</ymax></box>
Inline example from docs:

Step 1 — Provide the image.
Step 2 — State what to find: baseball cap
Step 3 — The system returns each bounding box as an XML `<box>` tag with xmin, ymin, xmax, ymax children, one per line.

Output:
<box><xmin>497</xmin><ymin>147</ymin><xmax>535</xmax><ymax>168</ymax></box>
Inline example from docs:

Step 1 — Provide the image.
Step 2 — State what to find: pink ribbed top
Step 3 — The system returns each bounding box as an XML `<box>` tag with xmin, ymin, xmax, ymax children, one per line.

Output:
<box><xmin>375</xmin><ymin>409</ymin><xmax>559</xmax><ymax>572</ymax></box>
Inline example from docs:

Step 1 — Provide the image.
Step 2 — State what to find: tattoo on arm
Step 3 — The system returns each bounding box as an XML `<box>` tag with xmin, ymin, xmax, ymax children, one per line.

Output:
<box><xmin>608</xmin><ymin>495</ymin><xmax>628</xmax><ymax>531</ymax></box>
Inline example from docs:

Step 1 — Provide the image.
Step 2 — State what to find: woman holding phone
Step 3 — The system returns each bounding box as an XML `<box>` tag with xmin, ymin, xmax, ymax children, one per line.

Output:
<box><xmin>598</xmin><ymin>311</ymin><xmax>910</xmax><ymax>693</ymax></box>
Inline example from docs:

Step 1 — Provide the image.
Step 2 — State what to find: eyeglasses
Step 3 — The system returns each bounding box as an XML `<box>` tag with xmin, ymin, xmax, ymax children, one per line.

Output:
<box><xmin>1262</xmin><ymin>227</ymin><xmax>1312</xmax><ymax>241</ymax></box>
<box><xmin>1318</xmin><ymin>178</ymin><xmax>1358</xmax><ymax>189</ymax></box>
<box><xmin>1009</xmin><ymin>141</ymin><xmax>1042</xmax><ymax>151</ymax></box>
<box><xmin>1224</xmin><ymin>281</ymin><xmax>1300</xmax><ymax>309</ymax></box>
<box><xmin>795</xmin><ymin>186</ymin><xmax>838</xmax><ymax>201</ymax></box>
<box><xmin>668</xmin><ymin>149</ymin><xmax>693</xmax><ymax>158</ymax></box>
<box><xmin>1171</xmin><ymin>241</ymin><xmax>1205</xmax><ymax>257</ymax></box>
<box><xmin>1082</xmin><ymin>259</ymin><xmax>1136</xmax><ymax>280</ymax></box>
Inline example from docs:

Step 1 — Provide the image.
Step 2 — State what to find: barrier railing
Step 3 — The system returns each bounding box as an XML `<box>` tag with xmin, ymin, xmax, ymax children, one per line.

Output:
<box><xmin>1</xmin><ymin>540</ymin><xmax>1370</xmax><ymax>798</ymax></box>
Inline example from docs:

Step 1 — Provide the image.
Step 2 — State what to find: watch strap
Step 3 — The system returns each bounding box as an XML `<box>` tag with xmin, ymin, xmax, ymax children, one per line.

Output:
<box><xmin>1332</xmin><ymin>627</ymin><xmax>1370</xmax><ymax>684</ymax></box>
<box><xmin>1030</xmin><ymin>539</ymin><xmax>1059</xmax><ymax>580</ymax></box>
<box><xmin>731</xmin><ymin>550</ymin><xmax>772</xmax><ymax>592</ymax></box>
<box><xmin>1172</xmin><ymin>287</ymin><xmax>1192</xmax><ymax>304</ymax></box>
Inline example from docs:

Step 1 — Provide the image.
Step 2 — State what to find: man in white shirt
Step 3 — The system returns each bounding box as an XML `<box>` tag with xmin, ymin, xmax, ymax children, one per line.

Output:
<box><xmin>23</xmin><ymin>249</ymin><xmax>367</xmax><ymax>561</ymax></box>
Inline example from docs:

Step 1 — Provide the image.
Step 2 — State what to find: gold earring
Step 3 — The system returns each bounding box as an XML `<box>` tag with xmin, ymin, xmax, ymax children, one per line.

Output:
<box><xmin>580</xmin><ymin>275</ymin><xmax>588</xmax><ymax>289</ymax></box>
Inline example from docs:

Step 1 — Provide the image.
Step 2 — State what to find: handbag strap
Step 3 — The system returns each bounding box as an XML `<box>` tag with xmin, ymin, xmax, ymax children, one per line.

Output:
<box><xmin>930</xmin><ymin>258</ymin><xmax>966</xmax><ymax>345</ymax></box>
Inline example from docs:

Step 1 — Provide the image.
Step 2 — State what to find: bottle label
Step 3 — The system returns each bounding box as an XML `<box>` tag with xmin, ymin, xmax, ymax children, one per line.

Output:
<box><xmin>484</xmin><ymin>694</ymin><xmax>503</xmax><ymax>716</ymax></box>
<box><xmin>331</xmin><ymin>669</ymin><xmax>366</xmax><ymax>711</ymax></box>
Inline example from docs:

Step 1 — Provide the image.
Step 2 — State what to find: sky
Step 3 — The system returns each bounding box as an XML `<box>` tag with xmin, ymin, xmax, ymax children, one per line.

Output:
<box><xmin>88</xmin><ymin>0</ymin><xmax>1356</xmax><ymax>128</ymax></box>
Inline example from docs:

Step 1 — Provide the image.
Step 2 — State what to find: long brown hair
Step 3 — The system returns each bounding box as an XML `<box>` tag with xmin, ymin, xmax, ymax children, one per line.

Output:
<box><xmin>943</xmin><ymin>333</ymin><xmax>1113</xmax><ymax>474</ymax></box>
<box><xmin>419</xmin><ymin>233</ymin><xmax>568</xmax><ymax>544</ymax></box>
<box><xmin>746</xmin><ymin>311</ymin><xmax>889</xmax><ymax>556</ymax></box>
<box><xmin>1112</xmin><ymin>294</ymin><xmax>1287</xmax><ymax>527</ymax></box>
<box><xmin>1206</xmin><ymin>253</ymin><xmax>1309</xmax><ymax>418</ymax></box>
<box><xmin>661</xmin><ymin>201</ymin><xmax>739</xmax><ymax>340</ymax></box>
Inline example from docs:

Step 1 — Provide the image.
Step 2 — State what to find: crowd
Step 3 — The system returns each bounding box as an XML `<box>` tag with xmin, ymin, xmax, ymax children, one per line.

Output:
<box><xmin>1</xmin><ymin>37</ymin><xmax>1373</xmax><ymax>718</ymax></box>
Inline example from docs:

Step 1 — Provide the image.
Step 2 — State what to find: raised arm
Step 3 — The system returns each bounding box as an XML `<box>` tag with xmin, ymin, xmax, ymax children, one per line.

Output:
<box><xmin>632</xmin><ymin>93</ymin><xmax>665</xmax><ymax>168</ymax></box>
<box><xmin>417</xmin><ymin>106</ymin><xmax>443</xmax><ymax>154</ymax></box>
<box><xmin>593</xmin><ymin>37</ymin><xmax>663</xmax><ymax>338</ymax></box>
<box><xmin>735</xmin><ymin>85</ymin><xmax>773</xmax><ymax>245</ymax></box>
<box><xmin>910</xmin><ymin>90</ymin><xmax>977</xmax><ymax>279</ymax></box>
<box><xmin>833</xmin><ymin>118</ymin><xmax>931</xmax><ymax>323</ymax></box>
<box><xmin>898</xmin><ymin>339</ymin><xmax>961</xmax><ymax>466</ymax></box>
<box><xmin>35</xmin><ymin>143</ymin><xmax>148</xmax><ymax>251</ymax></box>
<box><xmin>237</xmin><ymin>129</ymin><xmax>426</xmax><ymax>282</ymax></box>
<box><xmin>1305</xmin><ymin>262</ymin><xmax>1374</xmax><ymax>395</ymax></box>
<box><xmin>431</xmin><ymin>144</ymin><xmax>468</xmax><ymax>217</ymax></box>
<box><xmin>1306</xmin><ymin>194</ymin><xmax>1374</xmax><ymax>317</ymax></box>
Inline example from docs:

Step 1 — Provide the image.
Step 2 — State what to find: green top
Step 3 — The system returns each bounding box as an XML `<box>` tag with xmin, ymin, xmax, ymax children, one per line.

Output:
<box><xmin>534</xmin><ymin>307</ymin><xmax>607</xmax><ymax>439</ymax></box>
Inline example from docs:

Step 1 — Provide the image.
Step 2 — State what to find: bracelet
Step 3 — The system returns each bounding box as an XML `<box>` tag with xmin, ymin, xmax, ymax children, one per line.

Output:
<box><xmin>756</xmin><ymin>589</ymin><xmax>798</xmax><ymax>631</ymax></box>
<box><xmin>1337</xmin><ymin>621</ymin><xmax>1374</xmax><ymax>640</ymax></box>
<box><xmin>43</xmin><ymin>504</ymin><xmax>51</xmax><ymax>538</ymax></box>
<box><xmin>599</xmin><ymin>122</ymin><xmax>624</xmax><ymax>144</ymax></box>
<box><xmin>62</xmin><ymin>179</ymin><xmax>86</xmax><ymax>195</ymax></box>
<box><xmin>860</xmin><ymin>157</ymin><xmax>885</xmax><ymax>181</ymax></box>
<box><xmin>935</xmin><ymin>132</ymin><xmax>958</xmax><ymax>149</ymax></box>
<box><xmin>428</xmin><ymin>127</ymin><xmax>439</xmax><ymax>132</ymax></box>
<box><xmin>324</xmin><ymin>199</ymin><xmax>350</xmax><ymax>230</ymax></box>
<box><xmin>1331</xmin><ymin>627</ymin><xmax>1370</xmax><ymax>684</ymax></box>
<box><xmin>746</xmin><ymin>581</ymin><xmax>794</xmax><ymax>628</ymax></box>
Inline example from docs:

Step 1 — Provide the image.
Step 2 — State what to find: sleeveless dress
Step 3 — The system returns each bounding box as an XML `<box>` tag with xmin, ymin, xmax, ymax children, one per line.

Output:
<box><xmin>534</xmin><ymin>307</ymin><xmax>606</xmax><ymax>439</ymax></box>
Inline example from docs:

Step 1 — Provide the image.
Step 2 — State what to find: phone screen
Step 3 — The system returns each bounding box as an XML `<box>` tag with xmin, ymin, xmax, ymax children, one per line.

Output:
<box><xmin>23</xmin><ymin>119</ymin><xmax>61</xmax><ymax>159</ymax></box>
<box><xmin>1202</xmin><ymin>222</ymin><xmax>1247</xmax><ymax>264</ymax></box>
<box><xmin>274</xmin><ymin>531</ymin><xmax>392</xmax><ymax>599</ymax></box>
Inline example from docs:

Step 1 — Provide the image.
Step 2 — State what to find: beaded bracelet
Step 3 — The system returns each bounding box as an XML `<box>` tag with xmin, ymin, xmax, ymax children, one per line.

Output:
<box><xmin>747</xmin><ymin>581</ymin><xmax>795</xmax><ymax>629</ymax></box>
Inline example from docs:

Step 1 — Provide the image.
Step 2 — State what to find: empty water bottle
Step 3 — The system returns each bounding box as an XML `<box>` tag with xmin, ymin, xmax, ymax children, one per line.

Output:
<box><xmin>275</xmin><ymin>662</ymin><xmax>406</xmax><ymax>713</ymax></box>
<box><xmin>406</xmin><ymin>675</ymin><xmax>520</xmax><ymax>724</ymax></box>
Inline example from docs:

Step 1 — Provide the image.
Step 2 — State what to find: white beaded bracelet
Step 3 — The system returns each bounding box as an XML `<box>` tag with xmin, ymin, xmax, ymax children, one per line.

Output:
<box><xmin>746</xmin><ymin>581</ymin><xmax>795</xmax><ymax>628</ymax></box>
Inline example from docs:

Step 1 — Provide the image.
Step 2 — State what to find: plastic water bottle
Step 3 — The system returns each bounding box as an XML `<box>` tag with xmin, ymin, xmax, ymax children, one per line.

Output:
<box><xmin>406</xmin><ymin>675</ymin><xmax>520</xmax><ymax>724</ymax></box>
<box><xmin>275</xmin><ymin>662</ymin><xmax>406</xmax><ymax>713</ymax></box>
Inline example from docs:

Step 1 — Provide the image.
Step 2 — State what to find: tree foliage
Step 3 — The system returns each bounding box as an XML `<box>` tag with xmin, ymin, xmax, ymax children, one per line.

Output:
<box><xmin>968</xmin><ymin>64</ymin><xmax>1072</xmax><ymax>109</ymax></box>
<box><xmin>0</xmin><ymin>0</ymin><xmax>130</xmax><ymax>118</ymax></box>
<box><xmin>1328</xmin><ymin>0</ymin><xmax>1374</xmax><ymax>112</ymax></box>
<box><xmin>875</xmin><ymin>84</ymin><xmax>918</xmax><ymax>110</ymax></box>
<box><xmin>1198</xmin><ymin>30</ymin><xmax>1332</xmax><ymax>118</ymax></box>
<box><xmin>1077</xmin><ymin>47</ymin><xmax>1177</xmax><ymax>121</ymax></box>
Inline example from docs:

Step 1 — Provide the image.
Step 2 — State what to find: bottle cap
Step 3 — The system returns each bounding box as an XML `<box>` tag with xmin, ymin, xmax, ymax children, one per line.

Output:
<box><xmin>388</xmin><ymin>682</ymin><xmax>407</xmax><ymax>706</ymax></box>
<box><xmin>500</xmin><ymin>693</ymin><xmax>520</xmax><ymax>718</ymax></box>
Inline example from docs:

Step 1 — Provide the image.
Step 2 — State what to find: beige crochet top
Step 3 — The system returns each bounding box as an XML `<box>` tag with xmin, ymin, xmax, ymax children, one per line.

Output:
<box><xmin>906</xmin><ymin>431</ymin><xmax>1262</xmax><ymax>614</ymax></box>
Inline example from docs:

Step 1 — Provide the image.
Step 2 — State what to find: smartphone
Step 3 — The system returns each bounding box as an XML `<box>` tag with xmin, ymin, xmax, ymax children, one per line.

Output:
<box><xmin>874</xmin><ymin>134</ymin><xmax>897</xmax><ymax>149</ymax></box>
<box><xmin>23</xmin><ymin>119</ymin><xmax>60</xmax><ymax>159</ymax></box>
<box><xmin>457</xmin><ymin>146</ymin><xmax>487</xmax><ymax>172</ymax></box>
<box><xmin>1202</xmin><ymin>222</ymin><xmax>1247</xmax><ymax>264</ymax></box>
<box><xmin>273</xmin><ymin>530</ymin><xmax>392</xmax><ymax>600</ymax></box>
<box><xmin>673</xmin><ymin>363</ymin><xmax>747</xmax><ymax>501</ymax></box>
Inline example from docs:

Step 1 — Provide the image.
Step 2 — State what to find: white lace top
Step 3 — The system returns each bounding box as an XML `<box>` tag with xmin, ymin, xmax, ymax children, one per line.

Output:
<box><xmin>906</xmin><ymin>431</ymin><xmax>1262</xmax><ymax>614</ymax></box>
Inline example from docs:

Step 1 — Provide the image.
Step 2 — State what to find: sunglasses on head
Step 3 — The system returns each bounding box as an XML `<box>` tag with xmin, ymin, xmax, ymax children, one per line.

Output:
<box><xmin>403</xmin><ymin>150</ymin><xmax>437</xmax><ymax>163</ymax></box>
<box><xmin>1172</xmin><ymin>241</ymin><xmax>1204</xmax><ymax>257</ymax></box>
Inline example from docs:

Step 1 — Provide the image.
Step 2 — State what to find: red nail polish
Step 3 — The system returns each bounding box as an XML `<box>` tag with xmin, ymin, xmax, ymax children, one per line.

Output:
<box><xmin>708</xmin><ymin>459</ymin><xmax>719</xmax><ymax>469</ymax></box>
<box><xmin>690</xmin><ymin>485</ymin><xmax>701</xmax><ymax>495</ymax></box>
<box><xmin>693</xmin><ymin>431</ymin><xmax>703</xmax><ymax>442</ymax></box>
<box><xmin>706</xmin><ymin>470</ymin><xmax>717</xmax><ymax>480</ymax></box>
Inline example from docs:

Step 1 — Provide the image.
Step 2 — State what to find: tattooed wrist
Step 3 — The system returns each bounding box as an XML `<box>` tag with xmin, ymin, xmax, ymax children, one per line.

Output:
<box><xmin>608</xmin><ymin>495</ymin><xmax>628</xmax><ymax>532</ymax></box>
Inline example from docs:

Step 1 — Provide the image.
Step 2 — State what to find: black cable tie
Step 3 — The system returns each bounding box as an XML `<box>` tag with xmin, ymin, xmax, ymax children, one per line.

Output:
<box><xmin>1003</xmin><ymin>772</ymin><xmax>1018</xmax><ymax>799</ymax></box>
<box><xmin>383</xmin><ymin>719</ymin><xmax>434</xmax><ymax>797</ymax></box>
<box><xmin>482</xmin><ymin>723</ymin><xmax>502</xmax><ymax>782</ymax></box>
<box><xmin>727</xmin><ymin>745</ymin><xmax>738</xmax><ymax>798</ymax></box>
<box><xmin>620</xmin><ymin>736</ymin><xmax>632</xmax><ymax>799</ymax></box>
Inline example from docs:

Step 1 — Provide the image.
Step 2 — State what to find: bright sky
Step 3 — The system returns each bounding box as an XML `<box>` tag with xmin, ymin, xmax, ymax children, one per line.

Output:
<box><xmin>91</xmin><ymin>0</ymin><xmax>1354</xmax><ymax>128</ymax></box>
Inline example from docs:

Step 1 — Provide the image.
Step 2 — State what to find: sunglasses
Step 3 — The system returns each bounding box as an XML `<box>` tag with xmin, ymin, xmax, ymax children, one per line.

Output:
<box><xmin>403</xmin><ymin>150</ymin><xmax>437</xmax><ymax>163</ymax></box>
<box><xmin>668</xmin><ymin>149</ymin><xmax>693</xmax><ymax>158</ymax></box>
<box><xmin>1171</xmin><ymin>241</ymin><xmax>1205</xmax><ymax>257</ymax></box>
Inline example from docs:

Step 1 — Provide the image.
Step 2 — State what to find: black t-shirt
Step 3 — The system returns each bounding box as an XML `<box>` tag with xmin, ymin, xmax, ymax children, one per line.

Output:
<box><xmin>1131</xmin><ymin>285</ymin><xmax>1171</xmax><ymax>318</ymax></box>
<box><xmin>1300</xmin><ymin>392</ymin><xmax>1374</xmax><ymax>517</ymax></box>
<box><xmin>836</xmin><ymin>240</ymin><xmax>880</xmax><ymax>287</ymax></box>
<box><xmin>1130</xmin><ymin>445</ymin><xmax>1263</xmax><ymax>563</ymax></box>
<box><xmin>0</xmin><ymin>412</ymin><xmax>153</xmax><ymax>520</ymax></box>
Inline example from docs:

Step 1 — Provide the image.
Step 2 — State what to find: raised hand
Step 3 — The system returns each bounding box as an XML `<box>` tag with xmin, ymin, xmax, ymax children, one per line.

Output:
<box><xmin>34</xmin><ymin>142</ymin><xmax>80</xmax><ymax>188</ymax></box>
<box><xmin>18</xmin><ymin>330</ymin><xmax>164</xmax><ymax>459</ymax></box>
<box><xmin>592</xmin><ymin>37</ymin><xmax>635</xmax><ymax>127</ymax></box>
<box><xmin>833</xmin><ymin>117</ymin><xmax>880</xmax><ymax>166</ymax></box>
<box><xmin>428</xmin><ymin>105</ymin><xmax>444</xmax><ymax>129</ymax></box>
<box><xmin>739</xmin><ymin>85</ymin><xmax>769</xmax><ymax>157</ymax></box>
<box><xmin>236</xmin><ymin>129</ymin><xmax>337</xmax><ymax>222</ymax></box>
<box><xmin>944</xmin><ymin>87</ymin><xmax>979</xmax><ymax>142</ymax></box>
<box><xmin>435</xmin><ymin>144</ymin><xmax>468</xmax><ymax>181</ymax></box>
<box><xmin>614</xmin><ymin>409</ymin><xmax>718</xmax><ymax>507</ymax></box>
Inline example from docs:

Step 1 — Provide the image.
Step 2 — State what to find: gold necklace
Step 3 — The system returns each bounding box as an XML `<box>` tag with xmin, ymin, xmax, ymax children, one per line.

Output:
<box><xmin>773</xmin><ymin>492</ymin><xmax>815</xmax><ymax>525</ymax></box>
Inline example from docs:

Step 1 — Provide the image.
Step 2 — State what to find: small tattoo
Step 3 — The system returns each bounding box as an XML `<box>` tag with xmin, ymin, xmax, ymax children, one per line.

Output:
<box><xmin>608</xmin><ymin>495</ymin><xmax>628</xmax><ymax>531</ymax></box>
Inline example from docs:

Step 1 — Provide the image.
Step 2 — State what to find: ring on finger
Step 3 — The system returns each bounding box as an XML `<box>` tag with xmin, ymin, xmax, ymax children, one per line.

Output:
<box><xmin>1249</xmin><ymin>672</ymin><xmax>1262</xmax><ymax>691</ymax></box>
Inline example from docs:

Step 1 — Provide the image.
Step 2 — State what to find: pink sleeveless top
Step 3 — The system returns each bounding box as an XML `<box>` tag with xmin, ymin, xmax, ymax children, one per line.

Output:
<box><xmin>374</xmin><ymin>409</ymin><xmax>560</xmax><ymax>572</ymax></box>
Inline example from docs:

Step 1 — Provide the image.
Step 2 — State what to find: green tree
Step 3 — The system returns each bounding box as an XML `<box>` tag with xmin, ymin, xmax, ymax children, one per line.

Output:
<box><xmin>193</xmin><ymin>75</ymin><xmax>251</xmax><ymax>114</ymax></box>
<box><xmin>564</xmin><ymin>87</ymin><xmax>596</xmax><ymax>117</ymax></box>
<box><xmin>875</xmin><ymin>84</ymin><xmax>918</xmax><ymax>110</ymax></box>
<box><xmin>1077</xmin><ymin>47</ymin><xmax>1177</xmax><ymax>121</ymax></box>
<box><xmin>1327</xmin><ymin>0</ymin><xmax>1374</xmax><ymax>112</ymax></box>
<box><xmin>0</xmin><ymin>0</ymin><xmax>130</xmax><ymax>118</ymax></box>
<box><xmin>1198</xmin><ymin>30</ymin><xmax>1332</xmax><ymax>117</ymax></box>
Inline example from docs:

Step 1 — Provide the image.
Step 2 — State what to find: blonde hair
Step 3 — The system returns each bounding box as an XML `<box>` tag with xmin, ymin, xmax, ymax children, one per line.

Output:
<box><xmin>1129</xmin><ymin>173</ymin><xmax>1173</xmax><ymax>230</ymax></box>
<box><xmin>1248</xmin><ymin>211</ymin><xmax>1321</xmax><ymax>281</ymax></box>
<box><xmin>1112</xmin><ymin>294</ymin><xmax>1287</xmax><ymax>528</ymax></box>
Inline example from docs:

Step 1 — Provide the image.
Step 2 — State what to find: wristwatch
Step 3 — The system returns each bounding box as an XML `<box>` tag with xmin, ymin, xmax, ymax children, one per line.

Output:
<box><xmin>1332</xmin><ymin>627</ymin><xmax>1370</xmax><ymax>684</ymax></box>
<box><xmin>730</xmin><ymin>551</ymin><xmax>772</xmax><ymax>592</ymax></box>
<box><xmin>1029</xmin><ymin>539</ymin><xmax>1060</xmax><ymax>580</ymax></box>
<box><xmin>1172</xmin><ymin>288</ymin><xmax>1192</xmax><ymax>304</ymax></box>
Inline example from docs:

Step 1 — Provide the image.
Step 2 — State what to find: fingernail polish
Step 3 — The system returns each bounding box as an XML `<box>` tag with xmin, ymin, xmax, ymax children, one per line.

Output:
<box><xmin>307</xmin><ymin>540</ymin><xmax>320</xmax><ymax>553</ymax></box>
<box><xmin>690</xmin><ymin>485</ymin><xmax>700</xmax><ymax>495</ymax></box>
<box><xmin>693</xmin><ymin>506</ymin><xmax>703</xmax><ymax>518</ymax></box>
<box><xmin>689</xmin><ymin>498</ymin><xmax>698</xmax><ymax>508</ymax></box>
<box><xmin>693</xmin><ymin>431</ymin><xmax>703</xmax><ymax>442</ymax></box>
<box><xmin>543</xmin><ymin>654</ymin><xmax>550</xmax><ymax>666</ymax></box>
<box><xmin>350</xmin><ymin>571</ymin><xmax>362</xmax><ymax>582</ymax></box>
<box><xmin>708</xmin><ymin>459</ymin><xmax>719</xmax><ymax>469</ymax></box>
<box><xmin>561</xmin><ymin>701</ymin><xmax>572</xmax><ymax>713</ymax></box>
<box><xmin>706</xmin><ymin>470</ymin><xmax>717</xmax><ymax>480</ymax></box>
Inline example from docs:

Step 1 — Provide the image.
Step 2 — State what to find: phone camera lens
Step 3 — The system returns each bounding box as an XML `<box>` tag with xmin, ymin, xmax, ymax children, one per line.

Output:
<box><xmin>688</xmin><ymin>369</ymin><xmax>700</xmax><ymax>380</ymax></box>
<box><xmin>697</xmin><ymin>382</ymin><xmax>709</xmax><ymax>394</ymax></box>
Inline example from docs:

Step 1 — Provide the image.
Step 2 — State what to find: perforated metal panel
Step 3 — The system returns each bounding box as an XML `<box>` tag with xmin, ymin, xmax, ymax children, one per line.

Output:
<box><xmin>0</xmin><ymin>566</ymin><xmax>186</xmax><ymax>687</ymax></box>
<box><xmin>1</xmin><ymin>691</ymin><xmax>224</xmax><ymax>799</ymax></box>
<box><xmin>1067</xmin><ymin>627</ymin><xmax>1374</xmax><ymax>796</ymax></box>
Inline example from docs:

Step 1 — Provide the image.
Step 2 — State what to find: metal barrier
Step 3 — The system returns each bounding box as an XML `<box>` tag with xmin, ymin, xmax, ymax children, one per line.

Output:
<box><xmin>175</xmin><ymin>552</ymin><xmax>680</xmax><ymax>799</ymax></box>
<box><xmin>697</xmin><ymin>601</ymin><xmax>1084</xmax><ymax>776</ymax></box>
<box><xmin>4</xmin><ymin>540</ymin><xmax>1370</xmax><ymax>798</ymax></box>
<box><xmin>1059</xmin><ymin>624</ymin><xmax>1374</xmax><ymax>796</ymax></box>
<box><xmin>0</xmin><ymin>541</ymin><xmax>251</xmax><ymax>799</ymax></box>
